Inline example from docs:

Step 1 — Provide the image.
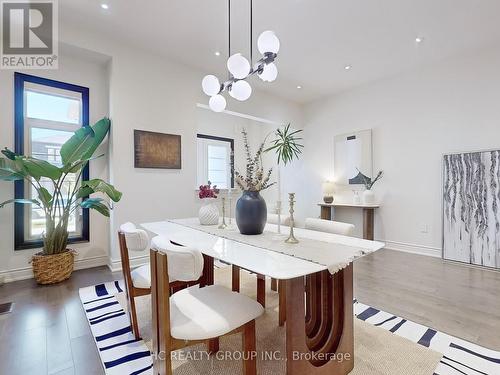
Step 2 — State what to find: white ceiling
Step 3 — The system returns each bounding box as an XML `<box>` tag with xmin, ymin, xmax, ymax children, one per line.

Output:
<box><xmin>60</xmin><ymin>0</ymin><xmax>500</xmax><ymax>103</ymax></box>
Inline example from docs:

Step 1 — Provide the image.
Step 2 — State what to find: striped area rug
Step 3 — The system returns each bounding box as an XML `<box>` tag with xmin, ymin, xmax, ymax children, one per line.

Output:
<box><xmin>79</xmin><ymin>280</ymin><xmax>500</xmax><ymax>375</ymax></box>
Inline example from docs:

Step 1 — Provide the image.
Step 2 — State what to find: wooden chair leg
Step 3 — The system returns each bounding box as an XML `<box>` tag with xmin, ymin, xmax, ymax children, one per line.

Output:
<box><xmin>128</xmin><ymin>293</ymin><xmax>141</xmax><ymax>340</ymax></box>
<box><xmin>271</xmin><ymin>278</ymin><xmax>278</xmax><ymax>291</ymax></box>
<box><xmin>242</xmin><ymin>320</ymin><xmax>257</xmax><ymax>375</ymax></box>
<box><xmin>207</xmin><ymin>338</ymin><xmax>220</xmax><ymax>354</ymax></box>
<box><xmin>232</xmin><ymin>265</ymin><xmax>240</xmax><ymax>292</ymax></box>
<box><xmin>257</xmin><ymin>274</ymin><xmax>266</xmax><ymax>308</ymax></box>
<box><xmin>278</xmin><ymin>280</ymin><xmax>286</xmax><ymax>326</ymax></box>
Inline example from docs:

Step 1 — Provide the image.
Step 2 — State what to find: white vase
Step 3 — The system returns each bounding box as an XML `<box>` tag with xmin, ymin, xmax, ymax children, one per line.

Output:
<box><xmin>199</xmin><ymin>199</ymin><xmax>219</xmax><ymax>225</ymax></box>
<box><xmin>362</xmin><ymin>189</ymin><xmax>375</xmax><ymax>205</ymax></box>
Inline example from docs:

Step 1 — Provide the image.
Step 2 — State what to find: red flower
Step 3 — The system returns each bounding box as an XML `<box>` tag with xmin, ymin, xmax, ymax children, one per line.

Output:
<box><xmin>198</xmin><ymin>181</ymin><xmax>220</xmax><ymax>199</ymax></box>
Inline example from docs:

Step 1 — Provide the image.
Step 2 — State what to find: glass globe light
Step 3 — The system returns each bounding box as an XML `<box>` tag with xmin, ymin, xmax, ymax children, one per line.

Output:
<box><xmin>202</xmin><ymin>75</ymin><xmax>221</xmax><ymax>96</ymax></box>
<box><xmin>209</xmin><ymin>94</ymin><xmax>226</xmax><ymax>112</ymax></box>
<box><xmin>258</xmin><ymin>63</ymin><xmax>278</xmax><ymax>82</ymax></box>
<box><xmin>229</xmin><ymin>80</ymin><xmax>252</xmax><ymax>101</ymax></box>
<box><xmin>227</xmin><ymin>53</ymin><xmax>250</xmax><ymax>79</ymax></box>
<box><xmin>257</xmin><ymin>31</ymin><xmax>280</xmax><ymax>54</ymax></box>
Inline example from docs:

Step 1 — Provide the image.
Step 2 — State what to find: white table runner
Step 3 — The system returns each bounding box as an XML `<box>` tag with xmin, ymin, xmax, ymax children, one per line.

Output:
<box><xmin>170</xmin><ymin>218</ymin><xmax>384</xmax><ymax>274</ymax></box>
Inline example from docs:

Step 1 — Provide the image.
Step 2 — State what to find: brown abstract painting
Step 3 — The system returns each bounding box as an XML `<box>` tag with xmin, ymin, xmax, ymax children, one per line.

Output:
<box><xmin>134</xmin><ymin>130</ymin><xmax>181</xmax><ymax>169</ymax></box>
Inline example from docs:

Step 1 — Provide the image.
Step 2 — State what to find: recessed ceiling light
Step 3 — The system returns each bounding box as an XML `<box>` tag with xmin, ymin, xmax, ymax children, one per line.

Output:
<box><xmin>101</xmin><ymin>4</ymin><xmax>109</xmax><ymax>10</ymax></box>
<box><xmin>415</xmin><ymin>37</ymin><xmax>424</xmax><ymax>43</ymax></box>
<box><xmin>296</xmin><ymin>85</ymin><xmax>302</xmax><ymax>89</ymax></box>
<box><xmin>214</xmin><ymin>51</ymin><xmax>221</xmax><ymax>56</ymax></box>
<box><xmin>344</xmin><ymin>65</ymin><xmax>352</xmax><ymax>70</ymax></box>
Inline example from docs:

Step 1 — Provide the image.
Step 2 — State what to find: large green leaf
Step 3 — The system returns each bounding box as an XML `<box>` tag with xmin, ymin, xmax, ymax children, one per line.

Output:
<box><xmin>62</xmin><ymin>153</ymin><xmax>104</xmax><ymax>174</ymax></box>
<box><xmin>15</xmin><ymin>156</ymin><xmax>62</xmax><ymax>181</ymax></box>
<box><xmin>80</xmin><ymin>198</ymin><xmax>110</xmax><ymax>217</ymax></box>
<box><xmin>60</xmin><ymin>118</ymin><xmax>110</xmax><ymax>166</ymax></box>
<box><xmin>38</xmin><ymin>187</ymin><xmax>52</xmax><ymax>207</ymax></box>
<box><xmin>1</xmin><ymin>147</ymin><xmax>20</xmax><ymax>160</ymax></box>
<box><xmin>0</xmin><ymin>158</ymin><xmax>25</xmax><ymax>181</ymax></box>
<box><xmin>80</xmin><ymin>179</ymin><xmax>122</xmax><ymax>202</ymax></box>
<box><xmin>0</xmin><ymin>198</ymin><xmax>40</xmax><ymax>208</ymax></box>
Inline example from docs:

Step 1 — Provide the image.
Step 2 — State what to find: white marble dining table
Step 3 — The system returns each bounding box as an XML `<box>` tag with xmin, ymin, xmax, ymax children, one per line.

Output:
<box><xmin>141</xmin><ymin>218</ymin><xmax>385</xmax><ymax>375</ymax></box>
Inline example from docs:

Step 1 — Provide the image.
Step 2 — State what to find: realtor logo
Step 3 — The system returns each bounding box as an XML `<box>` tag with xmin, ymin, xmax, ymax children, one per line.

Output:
<box><xmin>1</xmin><ymin>0</ymin><xmax>58</xmax><ymax>69</ymax></box>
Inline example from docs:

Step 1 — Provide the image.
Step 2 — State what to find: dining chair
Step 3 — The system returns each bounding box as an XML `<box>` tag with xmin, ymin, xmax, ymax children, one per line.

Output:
<box><xmin>119</xmin><ymin>223</ymin><xmax>205</xmax><ymax>340</ymax></box>
<box><xmin>304</xmin><ymin>217</ymin><xmax>355</xmax><ymax>236</ymax></box>
<box><xmin>150</xmin><ymin>236</ymin><xmax>264</xmax><ymax>375</ymax></box>
<box><xmin>266</xmin><ymin>213</ymin><xmax>291</xmax><ymax>226</ymax></box>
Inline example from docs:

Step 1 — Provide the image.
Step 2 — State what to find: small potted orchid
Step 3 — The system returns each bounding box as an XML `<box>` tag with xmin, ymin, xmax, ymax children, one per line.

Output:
<box><xmin>198</xmin><ymin>181</ymin><xmax>220</xmax><ymax>225</ymax></box>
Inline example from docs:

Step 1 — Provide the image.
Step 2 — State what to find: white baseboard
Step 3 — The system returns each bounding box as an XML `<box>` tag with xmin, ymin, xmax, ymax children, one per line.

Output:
<box><xmin>107</xmin><ymin>254</ymin><xmax>149</xmax><ymax>273</ymax></box>
<box><xmin>0</xmin><ymin>255</ymin><xmax>109</xmax><ymax>284</ymax></box>
<box><xmin>382</xmin><ymin>240</ymin><xmax>441</xmax><ymax>258</ymax></box>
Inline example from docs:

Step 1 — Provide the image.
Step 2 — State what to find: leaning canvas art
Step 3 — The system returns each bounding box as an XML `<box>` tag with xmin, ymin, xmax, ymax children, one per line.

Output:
<box><xmin>443</xmin><ymin>150</ymin><xmax>500</xmax><ymax>269</ymax></box>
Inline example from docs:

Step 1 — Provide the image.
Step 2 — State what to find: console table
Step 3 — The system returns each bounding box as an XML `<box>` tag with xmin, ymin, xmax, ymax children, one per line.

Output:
<box><xmin>318</xmin><ymin>202</ymin><xmax>379</xmax><ymax>240</ymax></box>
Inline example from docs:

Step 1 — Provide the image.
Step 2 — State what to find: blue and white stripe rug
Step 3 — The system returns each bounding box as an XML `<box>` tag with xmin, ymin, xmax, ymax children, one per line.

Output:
<box><xmin>79</xmin><ymin>280</ymin><xmax>500</xmax><ymax>375</ymax></box>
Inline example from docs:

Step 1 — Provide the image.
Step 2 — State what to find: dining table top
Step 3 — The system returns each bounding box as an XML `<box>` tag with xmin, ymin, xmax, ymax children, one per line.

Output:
<box><xmin>141</xmin><ymin>218</ymin><xmax>385</xmax><ymax>280</ymax></box>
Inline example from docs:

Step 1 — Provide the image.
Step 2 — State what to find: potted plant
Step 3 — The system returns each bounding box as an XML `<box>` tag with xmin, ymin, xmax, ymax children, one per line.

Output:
<box><xmin>0</xmin><ymin>118</ymin><xmax>121</xmax><ymax>285</ymax></box>
<box><xmin>358</xmin><ymin>169</ymin><xmax>383</xmax><ymax>204</ymax></box>
<box><xmin>234</xmin><ymin>129</ymin><xmax>275</xmax><ymax>235</ymax></box>
<box><xmin>198</xmin><ymin>181</ymin><xmax>220</xmax><ymax>225</ymax></box>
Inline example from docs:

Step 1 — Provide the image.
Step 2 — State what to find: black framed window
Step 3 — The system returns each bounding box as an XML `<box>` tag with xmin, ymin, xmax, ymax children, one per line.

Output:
<box><xmin>196</xmin><ymin>134</ymin><xmax>234</xmax><ymax>189</ymax></box>
<box><xmin>14</xmin><ymin>72</ymin><xmax>90</xmax><ymax>250</ymax></box>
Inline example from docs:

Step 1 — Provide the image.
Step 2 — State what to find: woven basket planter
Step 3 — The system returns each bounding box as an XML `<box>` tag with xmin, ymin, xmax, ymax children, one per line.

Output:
<box><xmin>32</xmin><ymin>250</ymin><xmax>75</xmax><ymax>285</ymax></box>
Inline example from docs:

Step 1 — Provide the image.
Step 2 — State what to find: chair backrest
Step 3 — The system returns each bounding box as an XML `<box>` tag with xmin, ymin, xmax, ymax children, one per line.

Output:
<box><xmin>120</xmin><ymin>222</ymin><xmax>150</xmax><ymax>252</ymax></box>
<box><xmin>118</xmin><ymin>222</ymin><xmax>151</xmax><ymax>296</ymax></box>
<box><xmin>267</xmin><ymin>213</ymin><xmax>291</xmax><ymax>226</ymax></box>
<box><xmin>305</xmin><ymin>218</ymin><xmax>355</xmax><ymax>236</ymax></box>
<box><xmin>150</xmin><ymin>248</ymin><xmax>170</xmax><ymax>374</ymax></box>
<box><xmin>151</xmin><ymin>235</ymin><xmax>204</xmax><ymax>282</ymax></box>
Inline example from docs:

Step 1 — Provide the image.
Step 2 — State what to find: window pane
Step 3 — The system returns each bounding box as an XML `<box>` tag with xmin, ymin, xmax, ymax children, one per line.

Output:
<box><xmin>208</xmin><ymin>157</ymin><xmax>227</xmax><ymax>171</ymax></box>
<box><xmin>26</xmin><ymin>90</ymin><xmax>81</xmax><ymax>124</ymax></box>
<box><xmin>208</xmin><ymin>170</ymin><xmax>227</xmax><ymax>189</ymax></box>
<box><xmin>28</xmin><ymin>127</ymin><xmax>81</xmax><ymax>239</ymax></box>
<box><xmin>207</xmin><ymin>145</ymin><xmax>227</xmax><ymax>159</ymax></box>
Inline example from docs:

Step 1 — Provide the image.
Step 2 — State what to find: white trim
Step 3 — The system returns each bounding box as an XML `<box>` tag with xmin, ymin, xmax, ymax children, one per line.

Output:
<box><xmin>382</xmin><ymin>239</ymin><xmax>441</xmax><ymax>258</ymax></box>
<box><xmin>107</xmin><ymin>254</ymin><xmax>149</xmax><ymax>273</ymax></box>
<box><xmin>196</xmin><ymin>103</ymin><xmax>282</xmax><ymax>126</ymax></box>
<box><xmin>0</xmin><ymin>255</ymin><xmax>109</xmax><ymax>283</ymax></box>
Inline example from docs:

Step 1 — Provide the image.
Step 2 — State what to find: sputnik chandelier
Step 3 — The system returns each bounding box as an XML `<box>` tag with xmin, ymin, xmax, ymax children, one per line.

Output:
<box><xmin>201</xmin><ymin>0</ymin><xmax>280</xmax><ymax>112</ymax></box>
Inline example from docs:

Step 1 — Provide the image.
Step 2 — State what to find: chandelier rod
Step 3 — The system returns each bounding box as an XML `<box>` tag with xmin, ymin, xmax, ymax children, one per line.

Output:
<box><xmin>250</xmin><ymin>0</ymin><xmax>253</xmax><ymax>66</ymax></box>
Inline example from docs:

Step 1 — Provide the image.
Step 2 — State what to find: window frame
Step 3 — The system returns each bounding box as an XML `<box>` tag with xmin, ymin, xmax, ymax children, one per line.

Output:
<box><xmin>14</xmin><ymin>72</ymin><xmax>90</xmax><ymax>250</ymax></box>
<box><xmin>197</xmin><ymin>133</ymin><xmax>234</xmax><ymax>189</ymax></box>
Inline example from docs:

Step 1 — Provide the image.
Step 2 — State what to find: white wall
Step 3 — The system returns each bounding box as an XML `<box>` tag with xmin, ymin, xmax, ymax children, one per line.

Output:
<box><xmin>59</xmin><ymin>23</ymin><xmax>303</xmax><ymax>271</ymax></box>
<box><xmin>301</xmin><ymin>46</ymin><xmax>500</xmax><ymax>256</ymax></box>
<box><xmin>0</xmin><ymin>46</ymin><xmax>111</xmax><ymax>282</ymax></box>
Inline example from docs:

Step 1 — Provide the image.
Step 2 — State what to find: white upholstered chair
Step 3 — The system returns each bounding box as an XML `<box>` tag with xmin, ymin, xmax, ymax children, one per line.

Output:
<box><xmin>150</xmin><ymin>235</ymin><xmax>264</xmax><ymax>375</ymax></box>
<box><xmin>267</xmin><ymin>213</ymin><xmax>291</xmax><ymax>226</ymax></box>
<box><xmin>118</xmin><ymin>223</ymin><xmax>204</xmax><ymax>339</ymax></box>
<box><xmin>304</xmin><ymin>217</ymin><xmax>355</xmax><ymax>236</ymax></box>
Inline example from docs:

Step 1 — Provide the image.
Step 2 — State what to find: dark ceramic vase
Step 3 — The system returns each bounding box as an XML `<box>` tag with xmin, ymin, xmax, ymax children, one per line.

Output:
<box><xmin>235</xmin><ymin>191</ymin><xmax>267</xmax><ymax>235</ymax></box>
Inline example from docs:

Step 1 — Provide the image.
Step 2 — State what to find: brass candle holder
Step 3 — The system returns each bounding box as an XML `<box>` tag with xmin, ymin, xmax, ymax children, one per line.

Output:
<box><xmin>285</xmin><ymin>193</ymin><xmax>299</xmax><ymax>244</ymax></box>
<box><xmin>218</xmin><ymin>197</ymin><xmax>227</xmax><ymax>229</ymax></box>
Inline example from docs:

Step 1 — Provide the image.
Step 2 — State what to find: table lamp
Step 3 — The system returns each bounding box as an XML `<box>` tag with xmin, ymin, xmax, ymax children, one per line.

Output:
<box><xmin>322</xmin><ymin>180</ymin><xmax>335</xmax><ymax>204</ymax></box>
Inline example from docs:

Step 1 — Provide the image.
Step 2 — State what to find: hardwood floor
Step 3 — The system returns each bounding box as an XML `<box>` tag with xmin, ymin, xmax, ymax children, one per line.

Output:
<box><xmin>0</xmin><ymin>249</ymin><xmax>499</xmax><ymax>374</ymax></box>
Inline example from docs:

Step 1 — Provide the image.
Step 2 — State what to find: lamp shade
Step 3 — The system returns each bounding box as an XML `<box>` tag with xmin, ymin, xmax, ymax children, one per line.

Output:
<box><xmin>258</xmin><ymin>62</ymin><xmax>278</xmax><ymax>82</ymax></box>
<box><xmin>322</xmin><ymin>181</ymin><xmax>335</xmax><ymax>195</ymax></box>
<box><xmin>229</xmin><ymin>80</ymin><xmax>252</xmax><ymax>101</ymax></box>
<box><xmin>257</xmin><ymin>30</ymin><xmax>280</xmax><ymax>54</ymax></box>
<box><xmin>202</xmin><ymin>75</ymin><xmax>221</xmax><ymax>96</ymax></box>
<box><xmin>227</xmin><ymin>53</ymin><xmax>251</xmax><ymax>79</ymax></box>
<box><xmin>209</xmin><ymin>94</ymin><xmax>226</xmax><ymax>112</ymax></box>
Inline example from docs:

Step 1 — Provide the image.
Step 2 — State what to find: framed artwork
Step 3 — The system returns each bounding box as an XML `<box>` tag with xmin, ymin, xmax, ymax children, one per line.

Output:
<box><xmin>442</xmin><ymin>149</ymin><xmax>500</xmax><ymax>269</ymax></box>
<box><xmin>333</xmin><ymin>129</ymin><xmax>373</xmax><ymax>186</ymax></box>
<box><xmin>134</xmin><ymin>130</ymin><xmax>181</xmax><ymax>169</ymax></box>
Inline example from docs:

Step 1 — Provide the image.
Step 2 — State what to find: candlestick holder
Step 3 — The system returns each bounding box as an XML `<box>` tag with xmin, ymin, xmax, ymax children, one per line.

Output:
<box><xmin>285</xmin><ymin>193</ymin><xmax>299</xmax><ymax>244</ymax></box>
<box><xmin>218</xmin><ymin>197</ymin><xmax>227</xmax><ymax>229</ymax></box>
